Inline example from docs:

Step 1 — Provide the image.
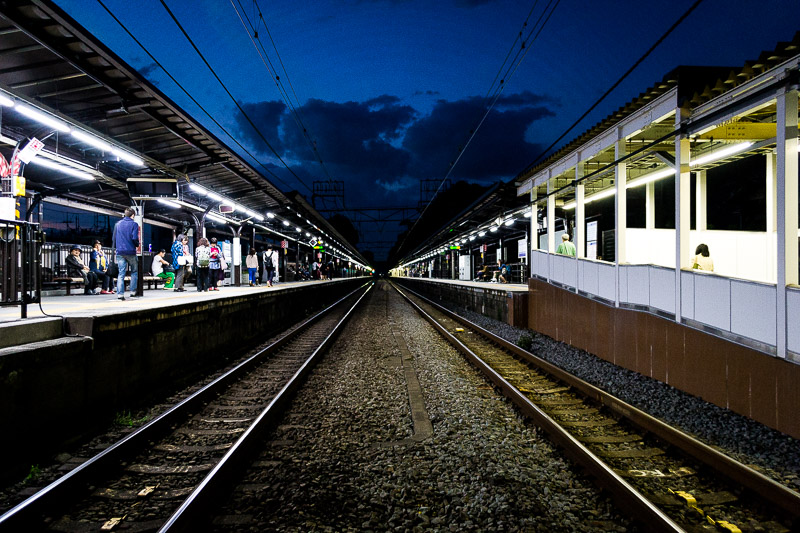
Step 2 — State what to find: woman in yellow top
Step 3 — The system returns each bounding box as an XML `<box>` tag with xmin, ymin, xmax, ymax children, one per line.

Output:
<box><xmin>692</xmin><ymin>243</ymin><xmax>714</xmax><ymax>272</ymax></box>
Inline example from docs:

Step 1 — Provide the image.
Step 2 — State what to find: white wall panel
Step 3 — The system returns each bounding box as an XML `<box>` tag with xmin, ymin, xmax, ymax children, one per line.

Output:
<box><xmin>650</xmin><ymin>267</ymin><xmax>676</xmax><ymax>314</ymax></box>
<box><xmin>694</xmin><ymin>274</ymin><xmax>731</xmax><ymax>331</ymax></box>
<box><xmin>681</xmin><ymin>271</ymin><xmax>694</xmax><ymax>320</ymax></box>
<box><xmin>598</xmin><ymin>263</ymin><xmax>616</xmax><ymax>301</ymax></box>
<box><xmin>580</xmin><ymin>260</ymin><xmax>599</xmax><ymax>296</ymax></box>
<box><xmin>730</xmin><ymin>280</ymin><xmax>776</xmax><ymax>345</ymax></box>
<box><xmin>788</xmin><ymin>287</ymin><xmax>800</xmax><ymax>354</ymax></box>
<box><xmin>626</xmin><ymin>265</ymin><xmax>650</xmax><ymax>306</ymax></box>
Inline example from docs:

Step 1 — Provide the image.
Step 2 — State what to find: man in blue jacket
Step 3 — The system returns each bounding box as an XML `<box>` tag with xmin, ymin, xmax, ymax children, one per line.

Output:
<box><xmin>112</xmin><ymin>207</ymin><xmax>140</xmax><ymax>300</ymax></box>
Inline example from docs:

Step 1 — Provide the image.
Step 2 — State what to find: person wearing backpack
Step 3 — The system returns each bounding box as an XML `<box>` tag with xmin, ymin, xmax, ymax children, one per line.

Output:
<box><xmin>195</xmin><ymin>237</ymin><xmax>212</xmax><ymax>292</ymax></box>
<box><xmin>263</xmin><ymin>246</ymin><xmax>277</xmax><ymax>287</ymax></box>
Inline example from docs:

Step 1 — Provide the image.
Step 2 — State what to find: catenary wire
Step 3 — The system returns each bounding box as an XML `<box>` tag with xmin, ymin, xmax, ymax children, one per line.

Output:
<box><xmin>93</xmin><ymin>0</ymin><xmax>298</xmax><ymax>194</ymax></box>
<box><xmin>525</xmin><ymin>0</ymin><xmax>706</xmax><ymax>169</ymax></box>
<box><xmin>158</xmin><ymin>0</ymin><xmax>314</xmax><ymax>194</ymax></box>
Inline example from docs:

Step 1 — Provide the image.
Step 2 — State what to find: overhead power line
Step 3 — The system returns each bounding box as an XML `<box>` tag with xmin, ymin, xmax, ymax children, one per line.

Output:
<box><xmin>526</xmin><ymin>0</ymin><xmax>706</xmax><ymax>168</ymax></box>
<box><xmin>229</xmin><ymin>0</ymin><xmax>338</xmax><ymax>199</ymax></box>
<box><xmin>158</xmin><ymin>0</ymin><xmax>314</xmax><ymax>194</ymax></box>
<box><xmin>94</xmin><ymin>0</ymin><xmax>298</xmax><ymax>193</ymax></box>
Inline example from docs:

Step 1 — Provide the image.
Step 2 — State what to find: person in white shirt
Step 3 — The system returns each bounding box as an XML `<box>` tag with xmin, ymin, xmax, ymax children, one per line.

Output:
<box><xmin>151</xmin><ymin>249</ymin><xmax>175</xmax><ymax>288</ymax></box>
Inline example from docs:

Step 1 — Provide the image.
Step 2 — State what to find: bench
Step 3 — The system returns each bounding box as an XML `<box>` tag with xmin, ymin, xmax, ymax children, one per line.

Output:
<box><xmin>53</xmin><ymin>275</ymin><xmax>166</xmax><ymax>295</ymax></box>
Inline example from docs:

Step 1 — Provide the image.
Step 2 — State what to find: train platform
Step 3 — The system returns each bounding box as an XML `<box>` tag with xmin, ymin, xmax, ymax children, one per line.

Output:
<box><xmin>0</xmin><ymin>280</ymin><xmax>324</xmax><ymax>325</ymax></box>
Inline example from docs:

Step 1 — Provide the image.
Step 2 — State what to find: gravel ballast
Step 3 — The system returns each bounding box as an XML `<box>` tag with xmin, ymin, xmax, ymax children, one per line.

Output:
<box><xmin>214</xmin><ymin>283</ymin><xmax>631</xmax><ymax>532</ymax></box>
<box><xmin>433</xmin><ymin>292</ymin><xmax>800</xmax><ymax>495</ymax></box>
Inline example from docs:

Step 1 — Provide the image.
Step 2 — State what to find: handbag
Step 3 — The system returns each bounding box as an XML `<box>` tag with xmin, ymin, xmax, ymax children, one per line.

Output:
<box><xmin>177</xmin><ymin>255</ymin><xmax>194</xmax><ymax>266</ymax></box>
<box><xmin>177</xmin><ymin>255</ymin><xmax>187</xmax><ymax>266</ymax></box>
<box><xmin>219</xmin><ymin>257</ymin><xmax>228</xmax><ymax>270</ymax></box>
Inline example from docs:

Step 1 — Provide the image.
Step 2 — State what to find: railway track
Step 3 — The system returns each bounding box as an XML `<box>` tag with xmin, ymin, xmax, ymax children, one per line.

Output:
<box><xmin>393</xmin><ymin>281</ymin><xmax>800</xmax><ymax>533</ymax></box>
<box><xmin>0</xmin><ymin>282</ymin><xmax>372</xmax><ymax>532</ymax></box>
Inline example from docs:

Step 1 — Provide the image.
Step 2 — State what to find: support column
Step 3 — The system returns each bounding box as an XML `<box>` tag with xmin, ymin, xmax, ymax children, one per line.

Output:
<box><xmin>696</xmin><ymin>170</ymin><xmax>707</xmax><ymax>231</ymax></box>
<box><xmin>675</xmin><ymin>118</ymin><xmax>691</xmax><ymax>323</ymax></box>
<box><xmin>646</xmin><ymin>182</ymin><xmax>655</xmax><ymax>230</ymax></box>
<box><xmin>530</xmin><ymin>189</ymin><xmax>538</xmax><ymax>279</ymax></box>
<box><xmin>547</xmin><ymin>178</ymin><xmax>555</xmax><ymax>283</ymax></box>
<box><xmin>776</xmin><ymin>88</ymin><xmax>799</xmax><ymax>359</ymax></box>
<box><xmin>576</xmin><ymin>163</ymin><xmax>585</xmax><ymax>259</ymax></box>
<box><xmin>766</xmin><ymin>153</ymin><xmax>778</xmax><ymax>282</ymax></box>
<box><xmin>614</xmin><ymin>138</ymin><xmax>627</xmax><ymax>307</ymax></box>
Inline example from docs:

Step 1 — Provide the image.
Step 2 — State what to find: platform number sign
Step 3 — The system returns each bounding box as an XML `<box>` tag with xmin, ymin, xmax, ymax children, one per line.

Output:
<box><xmin>280</xmin><ymin>240</ymin><xmax>288</xmax><ymax>248</ymax></box>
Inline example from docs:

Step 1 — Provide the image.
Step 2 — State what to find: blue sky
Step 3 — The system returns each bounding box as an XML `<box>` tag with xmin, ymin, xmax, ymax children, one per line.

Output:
<box><xmin>53</xmin><ymin>0</ymin><xmax>799</xmax><ymax>257</ymax></box>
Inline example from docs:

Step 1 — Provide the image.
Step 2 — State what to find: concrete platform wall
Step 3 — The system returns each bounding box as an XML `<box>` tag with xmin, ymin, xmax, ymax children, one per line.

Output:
<box><xmin>395</xmin><ymin>278</ymin><xmax>528</xmax><ymax>328</ymax></box>
<box><xmin>527</xmin><ymin>278</ymin><xmax>800</xmax><ymax>440</ymax></box>
<box><xmin>0</xmin><ymin>279</ymin><xmax>367</xmax><ymax>482</ymax></box>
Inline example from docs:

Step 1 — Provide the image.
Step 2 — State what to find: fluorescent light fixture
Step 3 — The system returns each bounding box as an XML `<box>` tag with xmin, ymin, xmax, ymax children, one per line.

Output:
<box><xmin>207</xmin><ymin>192</ymin><xmax>223</xmax><ymax>201</ymax></box>
<box><xmin>111</xmin><ymin>148</ymin><xmax>144</xmax><ymax>167</ymax></box>
<box><xmin>305</xmin><ymin>232</ymin><xmax>310</xmax><ymax>237</ymax></box>
<box><xmin>504</xmin><ymin>218</ymin><xmax>515</xmax><ymax>226</ymax></box>
<box><xmin>158</xmin><ymin>199</ymin><xmax>181</xmax><ymax>208</ymax></box>
<box><xmin>562</xmin><ymin>187</ymin><xmax>617</xmax><ymax>210</ymax></box>
<box><xmin>690</xmin><ymin>142</ymin><xmax>752</xmax><ymax>167</ymax></box>
<box><xmin>490</xmin><ymin>226</ymin><xmax>498</xmax><ymax>232</ymax></box>
<box><xmin>523</xmin><ymin>210</ymin><xmax>532</xmax><ymax>218</ymax></box>
<box><xmin>71</xmin><ymin>129</ymin><xmax>113</xmax><ymax>152</ymax></box>
<box><xmin>267</xmin><ymin>212</ymin><xmax>275</xmax><ymax>218</ymax></box>
<box><xmin>207</xmin><ymin>213</ymin><xmax>229</xmax><ymax>224</ymax></box>
<box><xmin>15</xmin><ymin>104</ymin><xmax>70</xmax><ymax>133</ymax></box>
<box><xmin>296</xmin><ymin>227</ymin><xmax>301</xmax><ymax>232</ymax></box>
<box><xmin>190</xmin><ymin>183</ymin><xmax>207</xmax><ymax>195</ymax></box>
<box><xmin>0</xmin><ymin>93</ymin><xmax>13</xmax><ymax>107</ymax></box>
<box><xmin>478</xmin><ymin>231</ymin><xmax>486</xmax><ymax>237</ymax></box>
<box><xmin>30</xmin><ymin>156</ymin><xmax>94</xmax><ymax>180</ymax></box>
<box><xmin>626</xmin><ymin>167</ymin><xmax>676</xmax><ymax>189</ymax></box>
<box><xmin>282</xmin><ymin>220</ymin><xmax>290</xmax><ymax>226</ymax></box>
<box><xmin>469</xmin><ymin>236</ymin><xmax>475</xmax><ymax>241</ymax></box>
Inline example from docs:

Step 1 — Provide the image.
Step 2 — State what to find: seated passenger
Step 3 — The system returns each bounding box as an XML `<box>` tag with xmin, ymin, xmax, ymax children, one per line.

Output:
<box><xmin>151</xmin><ymin>249</ymin><xmax>175</xmax><ymax>289</ymax></box>
<box><xmin>66</xmin><ymin>245</ymin><xmax>99</xmax><ymax>294</ymax></box>
<box><xmin>493</xmin><ymin>259</ymin><xmax>509</xmax><ymax>283</ymax></box>
<box><xmin>474</xmin><ymin>264</ymin><xmax>490</xmax><ymax>281</ymax></box>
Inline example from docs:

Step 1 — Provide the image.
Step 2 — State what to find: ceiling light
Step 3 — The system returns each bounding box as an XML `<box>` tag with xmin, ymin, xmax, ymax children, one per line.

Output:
<box><xmin>627</xmin><ymin>167</ymin><xmax>676</xmax><ymax>189</ymax></box>
<box><xmin>523</xmin><ymin>210</ymin><xmax>532</xmax><ymax>218</ymax></box>
<box><xmin>690</xmin><ymin>142</ymin><xmax>753</xmax><ymax>167</ymax></box>
<box><xmin>490</xmin><ymin>226</ymin><xmax>498</xmax><ymax>232</ymax></box>
<box><xmin>0</xmin><ymin>93</ymin><xmax>13</xmax><ymax>107</ymax></box>
<box><xmin>469</xmin><ymin>236</ymin><xmax>475</xmax><ymax>241</ymax></box>
<box><xmin>267</xmin><ymin>212</ymin><xmax>275</xmax><ymax>218</ymax></box>
<box><xmin>305</xmin><ymin>232</ymin><xmax>310</xmax><ymax>237</ymax></box>
<box><xmin>30</xmin><ymin>156</ymin><xmax>94</xmax><ymax>180</ymax></box>
<box><xmin>282</xmin><ymin>220</ymin><xmax>290</xmax><ymax>226</ymax></box>
<box><xmin>190</xmin><ymin>183</ymin><xmax>207</xmax><ymax>195</ymax></box>
<box><xmin>562</xmin><ymin>187</ymin><xmax>617</xmax><ymax>210</ymax></box>
<box><xmin>207</xmin><ymin>192</ymin><xmax>223</xmax><ymax>201</ymax></box>
<box><xmin>15</xmin><ymin>104</ymin><xmax>70</xmax><ymax>133</ymax></box>
<box><xmin>158</xmin><ymin>199</ymin><xmax>181</xmax><ymax>208</ymax></box>
<box><xmin>504</xmin><ymin>218</ymin><xmax>515</xmax><ymax>226</ymax></box>
<box><xmin>296</xmin><ymin>227</ymin><xmax>301</xmax><ymax>232</ymax></box>
<box><xmin>71</xmin><ymin>129</ymin><xmax>113</xmax><ymax>152</ymax></box>
<box><xmin>111</xmin><ymin>148</ymin><xmax>144</xmax><ymax>166</ymax></box>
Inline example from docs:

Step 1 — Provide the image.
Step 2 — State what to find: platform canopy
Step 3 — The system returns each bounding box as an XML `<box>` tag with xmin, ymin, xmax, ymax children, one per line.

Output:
<box><xmin>0</xmin><ymin>0</ymin><xmax>367</xmax><ymax>266</ymax></box>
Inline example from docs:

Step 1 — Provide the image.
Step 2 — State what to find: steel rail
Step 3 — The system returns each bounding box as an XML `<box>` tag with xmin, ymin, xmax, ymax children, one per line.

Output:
<box><xmin>391</xmin><ymin>281</ymin><xmax>683</xmax><ymax>533</ymax></box>
<box><xmin>393</xmin><ymin>281</ymin><xmax>800</xmax><ymax>519</ymax></box>
<box><xmin>0</xmin><ymin>281</ymin><xmax>372</xmax><ymax>530</ymax></box>
<box><xmin>160</xmin><ymin>282</ymin><xmax>373</xmax><ymax>531</ymax></box>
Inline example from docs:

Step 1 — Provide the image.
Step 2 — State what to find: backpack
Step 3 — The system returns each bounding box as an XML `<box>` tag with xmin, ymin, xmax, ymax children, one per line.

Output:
<box><xmin>265</xmin><ymin>251</ymin><xmax>275</xmax><ymax>271</ymax></box>
<box><xmin>197</xmin><ymin>247</ymin><xmax>210</xmax><ymax>267</ymax></box>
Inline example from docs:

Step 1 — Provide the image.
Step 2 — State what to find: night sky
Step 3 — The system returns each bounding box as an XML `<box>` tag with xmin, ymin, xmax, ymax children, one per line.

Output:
<box><xmin>53</xmin><ymin>0</ymin><xmax>800</xmax><ymax>260</ymax></box>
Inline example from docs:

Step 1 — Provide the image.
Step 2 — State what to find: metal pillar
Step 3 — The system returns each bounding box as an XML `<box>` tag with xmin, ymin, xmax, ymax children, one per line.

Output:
<box><xmin>614</xmin><ymin>137</ymin><xmax>627</xmax><ymax>307</ymax></box>
<box><xmin>674</xmin><ymin>111</ymin><xmax>691</xmax><ymax>323</ymax></box>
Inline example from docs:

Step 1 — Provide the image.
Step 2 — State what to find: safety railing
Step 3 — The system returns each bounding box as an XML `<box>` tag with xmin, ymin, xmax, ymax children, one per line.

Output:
<box><xmin>0</xmin><ymin>218</ymin><xmax>43</xmax><ymax>318</ymax></box>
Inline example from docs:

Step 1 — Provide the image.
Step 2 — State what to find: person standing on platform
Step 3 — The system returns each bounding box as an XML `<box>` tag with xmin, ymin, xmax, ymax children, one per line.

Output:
<box><xmin>257</xmin><ymin>247</ymin><xmax>265</xmax><ymax>285</ymax></box>
<box><xmin>246</xmin><ymin>248</ymin><xmax>259</xmax><ymax>286</ymax></box>
<box><xmin>90</xmin><ymin>240</ymin><xmax>114</xmax><ymax>294</ymax></box>
<box><xmin>151</xmin><ymin>249</ymin><xmax>175</xmax><ymax>289</ymax></box>
<box><xmin>208</xmin><ymin>237</ymin><xmax>223</xmax><ymax>291</ymax></box>
<box><xmin>112</xmin><ymin>207</ymin><xmax>140</xmax><ymax>300</ymax></box>
<box><xmin>66</xmin><ymin>245</ymin><xmax>99</xmax><ymax>294</ymax></box>
<box><xmin>195</xmin><ymin>237</ymin><xmax>211</xmax><ymax>292</ymax></box>
<box><xmin>692</xmin><ymin>243</ymin><xmax>714</xmax><ymax>272</ymax></box>
<box><xmin>171</xmin><ymin>234</ymin><xmax>190</xmax><ymax>292</ymax></box>
<box><xmin>556</xmin><ymin>233</ymin><xmax>577</xmax><ymax>256</ymax></box>
<box><xmin>264</xmin><ymin>245</ymin><xmax>276</xmax><ymax>287</ymax></box>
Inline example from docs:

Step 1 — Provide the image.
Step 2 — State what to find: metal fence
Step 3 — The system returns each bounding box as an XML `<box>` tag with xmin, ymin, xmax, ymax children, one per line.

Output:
<box><xmin>0</xmin><ymin>218</ymin><xmax>43</xmax><ymax>318</ymax></box>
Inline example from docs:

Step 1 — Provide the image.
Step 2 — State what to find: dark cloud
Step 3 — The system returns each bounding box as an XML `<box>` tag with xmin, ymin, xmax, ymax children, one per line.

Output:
<box><xmin>413</xmin><ymin>90</ymin><xmax>441</xmax><ymax>96</ymax></box>
<box><xmin>403</xmin><ymin>91</ymin><xmax>555</xmax><ymax>180</ymax></box>
<box><xmin>233</xmin><ymin>91</ymin><xmax>556</xmax><ymax>204</ymax></box>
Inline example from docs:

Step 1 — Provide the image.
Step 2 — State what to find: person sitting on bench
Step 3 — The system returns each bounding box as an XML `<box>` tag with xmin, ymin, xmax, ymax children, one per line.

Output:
<box><xmin>66</xmin><ymin>245</ymin><xmax>99</xmax><ymax>294</ymax></box>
